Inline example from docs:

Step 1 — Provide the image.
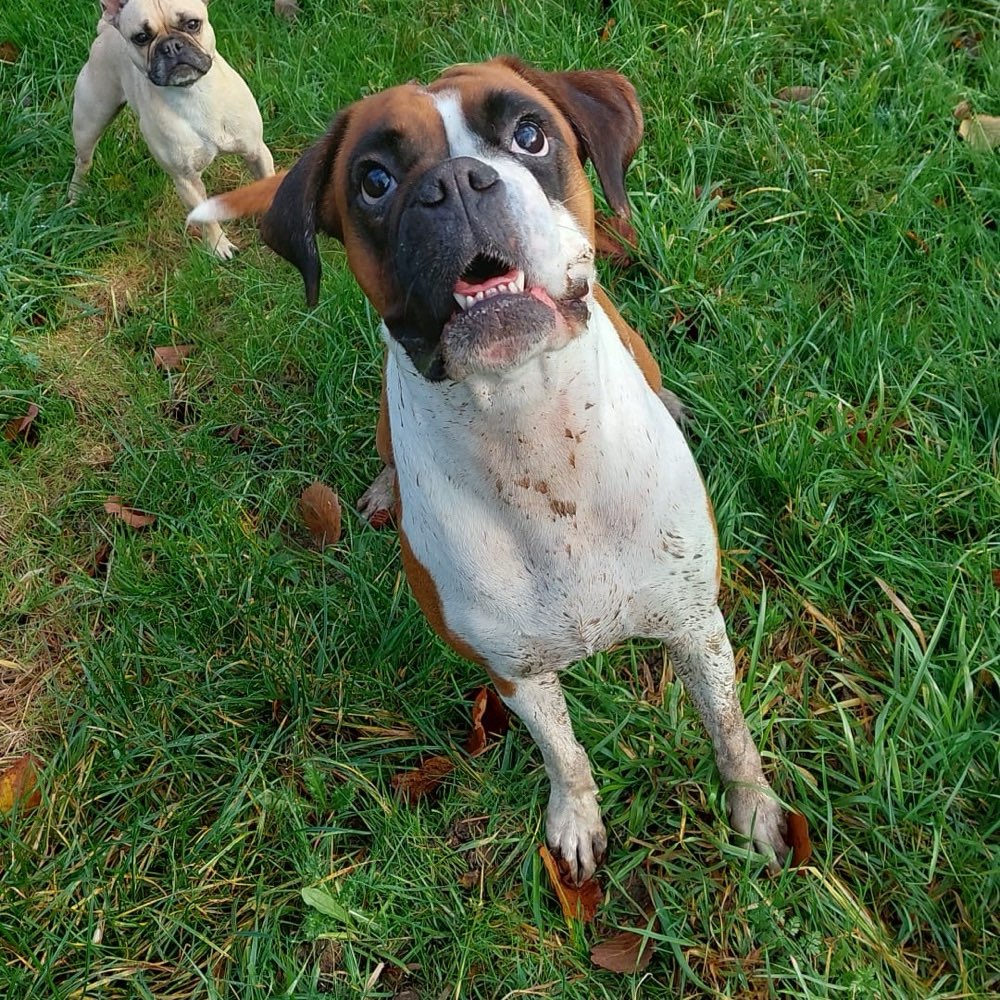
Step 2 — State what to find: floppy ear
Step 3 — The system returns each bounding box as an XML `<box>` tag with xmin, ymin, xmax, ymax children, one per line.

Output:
<box><xmin>494</xmin><ymin>56</ymin><xmax>643</xmax><ymax>219</ymax></box>
<box><xmin>259</xmin><ymin>111</ymin><xmax>350</xmax><ymax>307</ymax></box>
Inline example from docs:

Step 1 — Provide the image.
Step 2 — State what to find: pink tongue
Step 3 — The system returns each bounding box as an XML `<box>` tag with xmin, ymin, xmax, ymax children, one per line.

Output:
<box><xmin>454</xmin><ymin>267</ymin><xmax>520</xmax><ymax>296</ymax></box>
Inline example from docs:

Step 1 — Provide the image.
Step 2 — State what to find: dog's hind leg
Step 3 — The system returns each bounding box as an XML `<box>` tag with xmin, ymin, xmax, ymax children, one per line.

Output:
<box><xmin>497</xmin><ymin>672</ymin><xmax>606</xmax><ymax>884</ymax></box>
<box><xmin>661</xmin><ymin>607</ymin><xmax>790</xmax><ymax>871</ymax></box>
<box><xmin>69</xmin><ymin>62</ymin><xmax>125</xmax><ymax>202</ymax></box>
<box><xmin>243</xmin><ymin>143</ymin><xmax>275</xmax><ymax>180</ymax></box>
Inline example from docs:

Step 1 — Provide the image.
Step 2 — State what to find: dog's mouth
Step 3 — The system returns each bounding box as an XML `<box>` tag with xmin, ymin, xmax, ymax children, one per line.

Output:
<box><xmin>439</xmin><ymin>253</ymin><xmax>590</xmax><ymax>380</ymax></box>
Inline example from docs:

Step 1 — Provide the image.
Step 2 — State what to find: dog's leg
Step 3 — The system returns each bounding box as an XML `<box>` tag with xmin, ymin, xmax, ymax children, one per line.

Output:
<box><xmin>172</xmin><ymin>172</ymin><xmax>238</xmax><ymax>259</ymax></box>
<box><xmin>498</xmin><ymin>672</ymin><xmax>606</xmax><ymax>884</ymax></box>
<box><xmin>244</xmin><ymin>144</ymin><xmax>275</xmax><ymax>180</ymax></box>
<box><xmin>69</xmin><ymin>64</ymin><xmax>125</xmax><ymax>202</ymax></box>
<box><xmin>662</xmin><ymin>607</ymin><xmax>789</xmax><ymax>871</ymax></box>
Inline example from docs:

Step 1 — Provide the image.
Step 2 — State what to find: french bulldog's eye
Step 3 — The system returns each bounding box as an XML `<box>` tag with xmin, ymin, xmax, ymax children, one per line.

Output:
<box><xmin>360</xmin><ymin>165</ymin><xmax>397</xmax><ymax>205</ymax></box>
<box><xmin>184</xmin><ymin>18</ymin><xmax>201</xmax><ymax>31</ymax></box>
<box><xmin>511</xmin><ymin>120</ymin><xmax>548</xmax><ymax>156</ymax></box>
<box><xmin>132</xmin><ymin>31</ymin><xmax>152</xmax><ymax>46</ymax></box>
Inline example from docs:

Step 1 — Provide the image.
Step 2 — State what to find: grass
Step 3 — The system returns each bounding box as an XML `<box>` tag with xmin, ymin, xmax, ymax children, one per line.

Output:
<box><xmin>1</xmin><ymin>0</ymin><xmax>998</xmax><ymax>996</ymax></box>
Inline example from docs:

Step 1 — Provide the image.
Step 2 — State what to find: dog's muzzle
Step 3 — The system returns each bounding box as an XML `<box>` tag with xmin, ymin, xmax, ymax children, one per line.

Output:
<box><xmin>148</xmin><ymin>35</ymin><xmax>212</xmax><ymax>87</ymax></box>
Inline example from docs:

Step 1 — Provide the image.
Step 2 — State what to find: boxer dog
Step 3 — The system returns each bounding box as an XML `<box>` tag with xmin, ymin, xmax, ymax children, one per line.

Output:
<box><xmin>189</xmin><ymin>57</ymin><xmax>791</xmax><ymax>882</ymax></box>
<box><xmin>70</xmin><ymin>0</ymin><xmax>274</xmax><ymax>258</ymax></box>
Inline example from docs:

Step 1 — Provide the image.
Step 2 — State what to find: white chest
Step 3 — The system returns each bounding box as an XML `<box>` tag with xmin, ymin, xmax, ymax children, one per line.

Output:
<box><xmin>387</xmin><ymin>305</ymin><xmax>719</xmax><ymax>674</ymax></box>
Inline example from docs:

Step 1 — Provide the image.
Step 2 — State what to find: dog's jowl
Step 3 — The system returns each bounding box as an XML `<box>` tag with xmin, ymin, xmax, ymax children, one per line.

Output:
<box><xmin>191</xmin><ymin>57</ymin><xmax>791</xmax><ymax>882</ymax></box>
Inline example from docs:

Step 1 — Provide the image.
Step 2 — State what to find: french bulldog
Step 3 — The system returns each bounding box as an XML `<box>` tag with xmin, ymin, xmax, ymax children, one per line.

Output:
<box><xmin>70</xmin><ymin>0</ymin><xmax>275</xmax><ymax>258</ymax></box>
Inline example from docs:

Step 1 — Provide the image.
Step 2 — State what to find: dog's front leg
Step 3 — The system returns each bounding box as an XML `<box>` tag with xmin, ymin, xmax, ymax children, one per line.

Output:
<box><xmin>663</xmin><ymin>607</ymin><xmax>790</xmax><ymax>871</ymax></box>
<box><xmin>497</xmin><ymin>671</ymin><xmax>606</xmax><ymax>883</ymax></box>
<box><xmin>172</xmin><ymin>172</ymin><xmax>238</xmax><ymax>259</ymax></box>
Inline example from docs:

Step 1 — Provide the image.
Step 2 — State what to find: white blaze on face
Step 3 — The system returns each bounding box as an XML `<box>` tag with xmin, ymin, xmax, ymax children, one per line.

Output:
<box><xmin>431</xmin><ymin>91</ymin><xmax>594</xmax><ymax>300</ymax></box>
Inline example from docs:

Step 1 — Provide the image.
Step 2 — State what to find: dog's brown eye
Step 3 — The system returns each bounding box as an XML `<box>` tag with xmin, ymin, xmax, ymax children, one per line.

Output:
<box><xmin>132</xmin><ymin>31</ymin><xmax>152</xmax><ymax>45</ymax></box>
<box><xmin>185</xmin><ymin>19</ymin><xmax>201</xmax><ymax>31</ymax></box>
<box><xmin>361</xmin><ymin>165</ymin><xmax>396</xmax><ymax>204</ymax></box>
<box><xmin>511</xmin><ymin>120</ymin><xmax>547</xmax><ymax>156</ymax></box>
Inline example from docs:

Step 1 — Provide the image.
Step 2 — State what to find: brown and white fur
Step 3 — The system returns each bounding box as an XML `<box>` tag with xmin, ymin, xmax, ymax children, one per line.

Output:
<box><xmin>189</xmin><ymin>57</ymin><xmax>790</xmax><ymax>882</ymax></box>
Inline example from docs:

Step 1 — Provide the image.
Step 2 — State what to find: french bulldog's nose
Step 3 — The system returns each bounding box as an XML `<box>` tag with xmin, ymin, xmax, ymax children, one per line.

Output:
<box><xmin>158</xmin><ymin>36</ymin><xmax>185</xmax><ymax>57</ymax></box>
<box><xmin>417</xmin><ymin>157</ymin><xmax>499</xmax><ymax>208</ymax></box>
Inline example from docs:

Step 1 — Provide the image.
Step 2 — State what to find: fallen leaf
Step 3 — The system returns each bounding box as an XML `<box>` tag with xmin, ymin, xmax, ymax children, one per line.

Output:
<box><xmin>992</xmin><ymin>568</ymin><xmax>1000</xmax><ymax>589</ymax></box>
<box><xmin>772</xmin><ymin>86</ymin><xmax>824</xmax><ymax>106</ymax></box>
<box><xmin>104</xmin><ymin>496</ymin><xmax>157</xmax><ymax>529</ymax></box>
<box><xmin>958</xmin><ymin>114</ymin><xmax>1000</xmax><ymax>151</ymax></box>
<box><xmin>465</xmin><ymin>686</ymin><xmax>509</xmax><ymax>756</ymax></box>
<box><xmin>0</xmin><ymin>755</ymin><xmax>42</xmax><ymax>814</ymax></box>
<box><xmin>86</xmin><ymin>541</ymin><xmax>111</xmax><ymax>578</ymax></box>
<box><xmin>904</xmin><ymin>230</ymin><xmax>930</xmax><ymax>254</ymax></box>
<box><xmin>538</xmin><ymin>843</ymin><xmax>602</xmax><ymax>923</ymax></box>
<box><xmin>598</xmin><ymin>17</ymin><xmax>616</xmax><ymax>41</ymax></box>
<box><xmin>391</xmin><ymin>755</ymin><xmax>454</xmax><ymax>805</ymax></box>
<box><xmin>0</xmin><ymin>41</ymin><xmax>19</xmax><ymax>63</ymax></box>
<box><xmin>3</xmin><ymin>402</ymin><xmax>39</xmax><ymax>443</ymax></box>
<box><xmin>590</xmin><ymin>929</ymin><xmax>656</xmax><ymax>973</ymax></box>
<box><xmin>952</xmin><ymin>100</ymin><xmax>973</xmax><ymax>122</ymax></box>
<box><xmin>874</xmin><ymin>575</ymin><xmax>927</xmax><ymax>651</ymax></box>
<box><xmin>786</xmin><ymin>811</ymin><xmax>812</xmax><ymax>868</ymax></box>
<box><xmin>152</xmin><ymin>344</ymin><xmax>194</xmax><ymax>369</ymax></box>
<box><xmin>951</xmin><ymin>32</ymin><xmax>982</xmax><ymax>58</ymax></box>
<box><xmin>300</xmin><ymin>481</ymin><xmax>342</xmax><ymax>548</ymax></box>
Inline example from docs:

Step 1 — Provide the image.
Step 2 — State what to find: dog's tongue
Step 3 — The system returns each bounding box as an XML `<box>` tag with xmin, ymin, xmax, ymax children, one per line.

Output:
<box><xmin>454</xmin><ymin>268</ymin><xmax>520</xmax><ymax>296</ymax></box>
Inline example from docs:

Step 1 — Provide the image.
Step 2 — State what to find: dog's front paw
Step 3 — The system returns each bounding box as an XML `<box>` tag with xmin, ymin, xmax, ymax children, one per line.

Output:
<box><xmin>212</xmin><ymin>234</ymin><xmax>239</xmax><ymax>260</ymax></box>
<box><xmin>726</xmin><ymin>782</ymin><xmax>790</xmax><ymax>874</ymax></box>
<box><xmin>547</xmin><ymin>786</ymin><xmax>606</xmax><ymax>884</ymax></box>
<box><xmin>357</xmin><ymin>465</ymin><xmax>397</xmax><ymax>528</ymax></box>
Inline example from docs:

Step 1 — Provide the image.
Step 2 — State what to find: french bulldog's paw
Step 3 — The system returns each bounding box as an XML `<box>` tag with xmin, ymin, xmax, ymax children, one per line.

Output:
<box><xmin>357</xmin><ymin>465</ymin><xmax>397</xmax><ymax>528</ymax></box>
<box><xmin>727</xmin><ymin>782</ymin><xmax>790</xmax><ymax>874</ymax></box>
<box><xmin>658</xmin><ymin>387</ymin><xmax>687</xmax><ymax>427</ymax></box>
<box><xmin>212</xmin><ymin>234</ymin><xmax>239</xmax><ymax>260</ymax></box>
<box><xmin>547</xmin><ymin>786</ymin><xmax>606</xmax><ymax>884</ymax></box>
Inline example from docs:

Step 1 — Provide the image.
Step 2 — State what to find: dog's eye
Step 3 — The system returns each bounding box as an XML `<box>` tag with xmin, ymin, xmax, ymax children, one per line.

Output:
<box><xmin>132</xmin><ymin>31</ymin><xmax>152</xmax><ymax>45</ymax></box>
<box><xmin>184</xmin><ymin>18</ymin><xmax>201</xmax><ymax>31</ymax></box>
<box><xmin>511</xmin><ymin>120</ymin><xmax>548</xmax><ymax>156</ymax></box>
<box><xmin>360</xmin><ymin>165</ymin><xmax>397</xmax><ymax>205</ymax></box>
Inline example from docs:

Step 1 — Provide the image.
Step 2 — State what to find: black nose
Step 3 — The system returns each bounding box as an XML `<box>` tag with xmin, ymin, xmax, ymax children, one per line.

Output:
<box><xmin>157</xmin><ymin>36</ymin><xmax>185</xmax><ymax>57</ymax></box>
<box><xmin>416</xmin><ymin>157</ymin><xmax>500</xmax><ymax>208</ymax></box>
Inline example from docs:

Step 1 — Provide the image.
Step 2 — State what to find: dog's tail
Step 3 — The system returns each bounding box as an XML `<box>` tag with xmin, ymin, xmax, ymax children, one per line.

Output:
<box><xmin>186</xmin><ymin>172</ymin><xmax>287</xmax><ymax>226</ymax></box>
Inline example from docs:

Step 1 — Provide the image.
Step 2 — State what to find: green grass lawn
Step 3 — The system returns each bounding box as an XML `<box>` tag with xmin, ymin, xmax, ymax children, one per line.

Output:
<box><xmin>1</xmin><ymin>0</ymin><xmax>998</xmax><ymax>996</ymax></box>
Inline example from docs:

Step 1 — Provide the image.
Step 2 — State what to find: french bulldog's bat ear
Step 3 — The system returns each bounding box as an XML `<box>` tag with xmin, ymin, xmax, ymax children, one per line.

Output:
<box><xmin>259</xmin><ymin>112</ymin><xmax>349</xmax><ymax>307</ymax></box>
<box><xmin>495</xmin><ymin>56</ymin><xmax>644</xmax><ymax>219</ymax></box>
<box><xmin>100</xmin><ymin>0</ymin><xmax>128</xmax><ymax>23</ymax></box>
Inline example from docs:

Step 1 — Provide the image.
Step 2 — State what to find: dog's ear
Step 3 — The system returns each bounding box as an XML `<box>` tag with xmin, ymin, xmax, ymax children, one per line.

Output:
<box><xmin>260</xmin><ymin>111</ymin><xmax>350</xmax><ymax>307</ymax></box>
<box><xmin>100</xmin><ymin>0</ymin><xmax>128</xmax><ymax>23</ymax></box>
<box><xmin>495</xmin><ymin>56</ymin><xmax>643</xmax><ymax>219</ymax></box>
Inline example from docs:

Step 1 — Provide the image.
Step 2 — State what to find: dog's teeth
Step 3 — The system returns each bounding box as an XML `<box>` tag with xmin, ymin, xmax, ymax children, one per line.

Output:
<box><xmin>474</xmin><ymin>290</ymin><xmax>485</xmax><ymax>302</ymax></box>
<box><xmin>485</xmin><ymin>287</ymin><xmax>498</xmax><ymax>299</ymax></box>
<box><xmin>513</xmin><ymin>271</ymin><xmax>525</xmax><ymax>293</ymax></box>
<box><xmin>454</xmin><ymin>292</ymin><xmax>469</xmax><ymax>310</ymax></box>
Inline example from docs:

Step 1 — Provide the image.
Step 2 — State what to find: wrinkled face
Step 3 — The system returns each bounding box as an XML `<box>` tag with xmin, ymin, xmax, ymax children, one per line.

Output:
<box><xmin>329</xmin><ymin>65</ymin><xmax>598</xmax><ymax>381</ymax></box>
<box><xmin>115</xmin><ymin>0</ymin><xmax>215</xmax><ymax>87</ymax></box>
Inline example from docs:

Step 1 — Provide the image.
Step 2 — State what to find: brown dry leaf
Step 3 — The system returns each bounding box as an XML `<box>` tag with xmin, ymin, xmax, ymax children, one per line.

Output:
<box><xmin>905</xmin><ymin>230</ymin><xmax>930</xmax><ymax>254</ymax></box>
<box><xmin>590</xmin><ymin>929</ymin><xmax>656</xmax><ymax>973</ymax></box>
<box><xmin>104</xmin><ymin>496</ymin><xmax>157</xmax><ymax>529</ymax></box>
<box><xmin>465</xmin><ymin>686</ymin><xmax>509</xmax><ymax>756</ymax></box>
<box><xmin>874</xmin><ymin>575</ymin><xmax>927</xmax><ymax>651</ymax></box>
<box><xmin>0</xmin><ymin>41</ymin><xmax>19</xmax><ymax>63</ymax></box>
<box><xmin>992</xmin><ymin>568</ymin><xmax>1000</xmax><ymax>589</ymax></box>
<box><xmin>598</xmin><ymin>17</ymin><xmax>616</xmax><ymax>41</ymax></box>
<box><xmin>0</xmin><ymin>755</ymin><xmax>42</xmax><ymax>814</ymax></box>
<box><xmin>4</xmin><ymin>402</ymin><xmax>39</xmax><ymax>443</ymax></box>
<box><xmin>300</xmin><ymin>481</ymin><xmax>342</xmax><ymax>548</ymax></box>
<box><xmin>152</xmin><ymin>344</ymin><xmax>194</xmax><ymax>370</ymax></box>
<box><xmin>952</xmin><ymin>99</ymin><xmax>973</xmax><ymax>122</ymax></box>
<box><xmin>772</xmin><ymin>86</ymin><xmax>824</xmax><ymax>106</ymax></box>
<box><xmin>786</xmin><ymin>811</ymin><xmax>813</xmax><ymax>868</ymax></box>
<box><xmin>958</xmin><ymin>114</ymin><xmax>1000</xmax><ymax>151</ymax></box>
<box><xmin>538</xmin><ymin>843</ymin><xmax>602</xmax><ymax>923</ymax></box>
<box><xmin>391</xmin><ymin>755</ymin><xmax>454</xmax><ymax>805</ymax></box>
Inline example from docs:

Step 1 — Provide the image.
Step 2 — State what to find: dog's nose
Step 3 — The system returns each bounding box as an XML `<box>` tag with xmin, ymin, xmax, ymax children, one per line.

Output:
<box><xmin>416</xmin><ymin>157</ymin><xmax>499</xmax><ymax>208</ymax></box>
<box><xmin>157</xmin><ymin>36</ymin><xmax>185</xmax><ymax>57</ymax></box>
